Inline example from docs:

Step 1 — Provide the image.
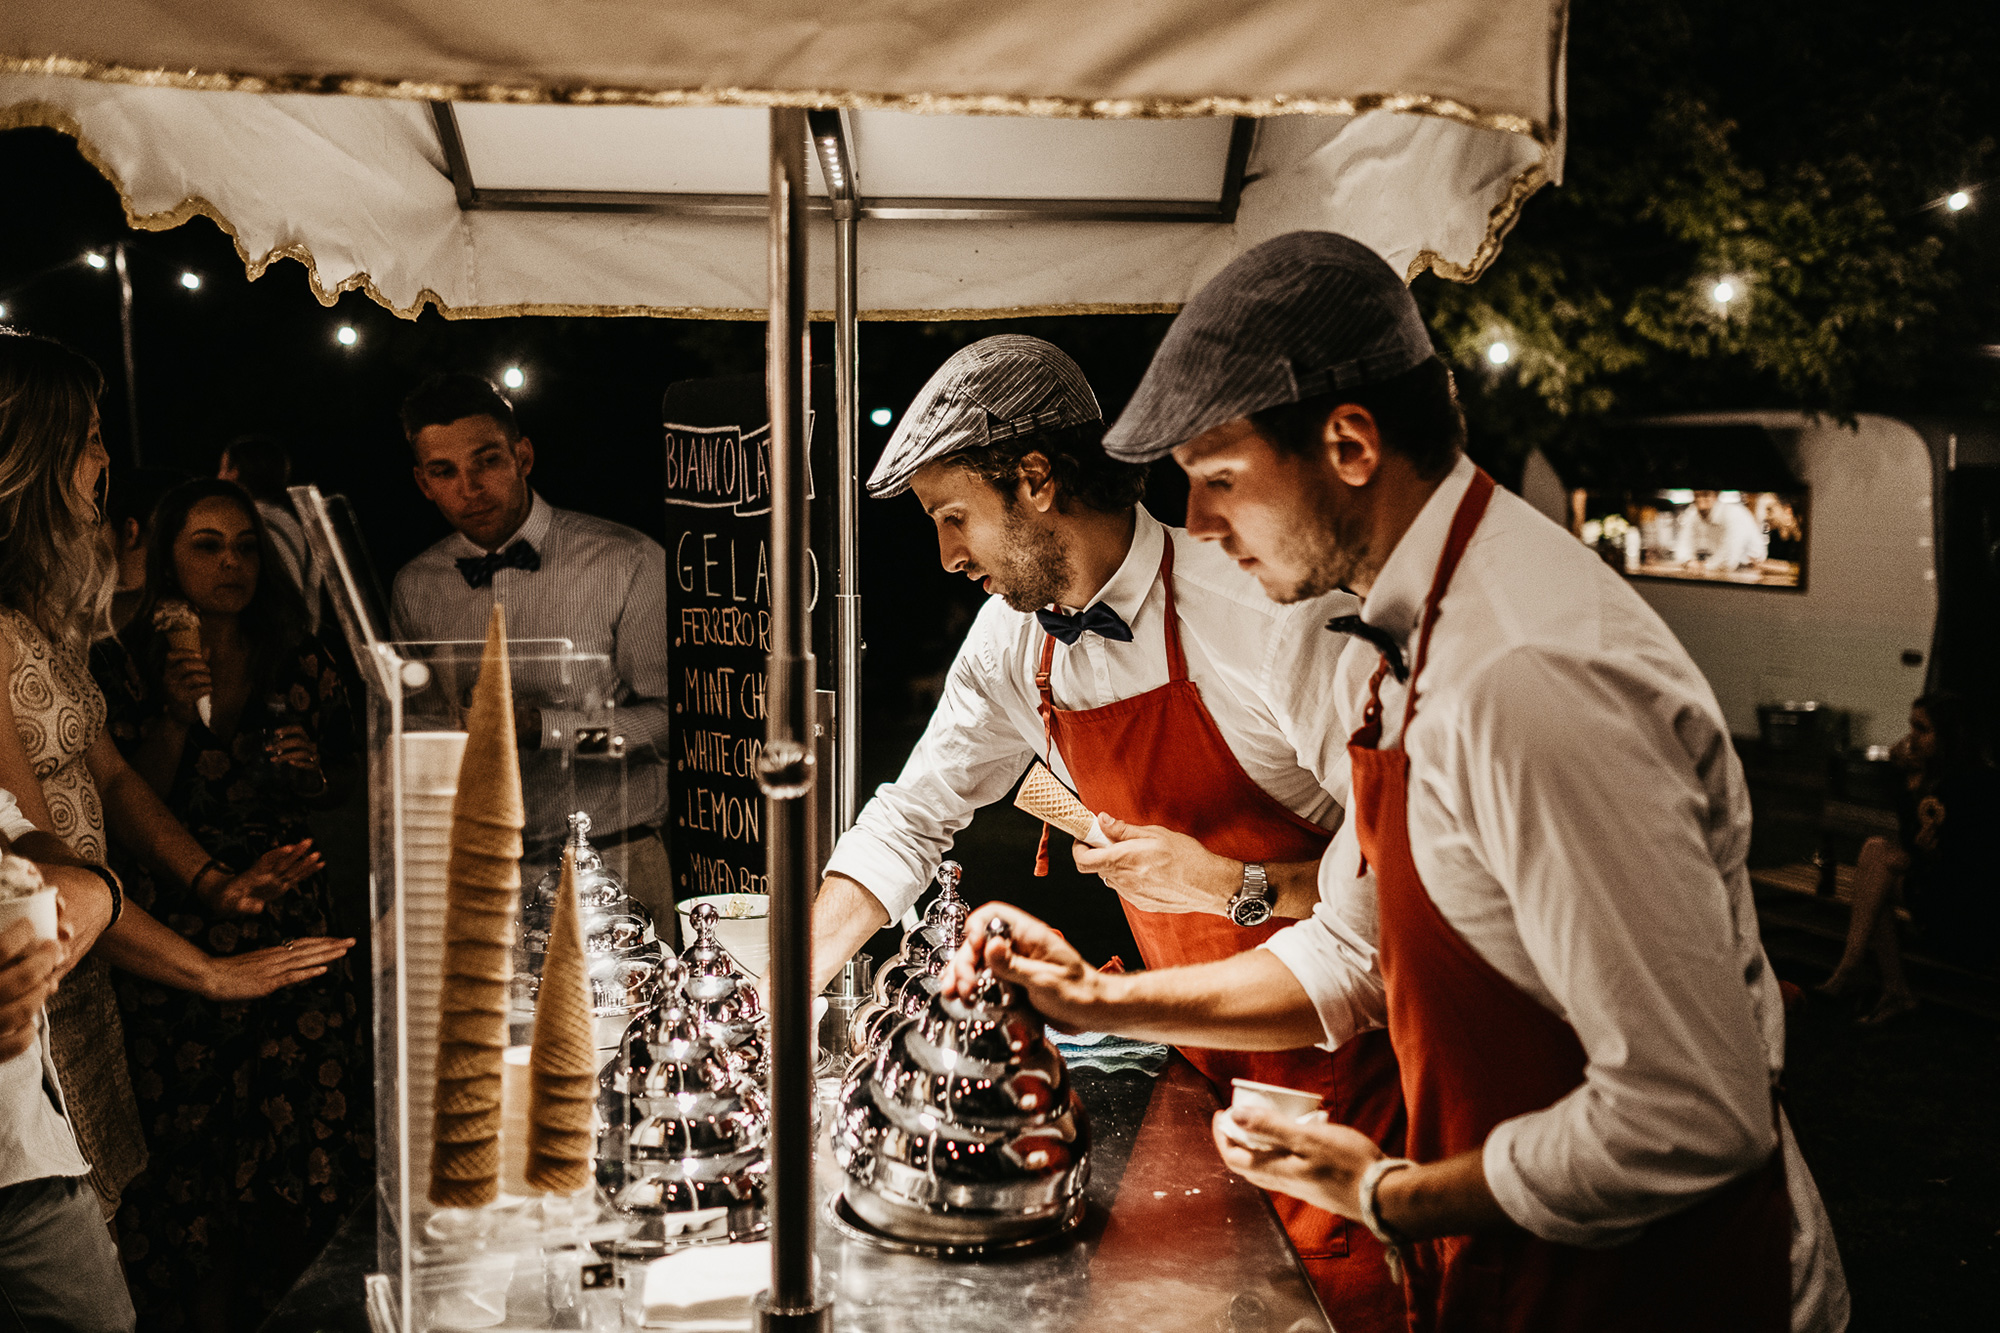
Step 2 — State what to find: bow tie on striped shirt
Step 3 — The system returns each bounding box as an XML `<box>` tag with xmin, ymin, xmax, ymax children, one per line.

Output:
<box><xmin>1036</xmin><ymin>603</ymin><xmax>1134</xmax><ymax>646</ymax></box>
<box><xmin>456</xmin><ymin>539</ymin><xmax>541</xmax><ymax>589</ymax></box>
<box><xmin>1325</xmin><ymin>615</ymin><xmax>1409</xmax><ymax>682</ymax></box>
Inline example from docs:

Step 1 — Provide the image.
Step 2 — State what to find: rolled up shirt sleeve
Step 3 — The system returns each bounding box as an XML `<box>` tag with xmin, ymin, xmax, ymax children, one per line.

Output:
<box><xmin>1258</xmin><ymin>819</ymin><xmax>1388</xmax><ymax>1050</ymax></box>
<box><xmin>1454</xmin><ymin>646</ymin><xmax>1777</xmax><ymax>1247</ymax></box>
<box><xmin>823</xmin><ymin>602</ymin><xmax>1040</xmax><ymax>923</ymax></box>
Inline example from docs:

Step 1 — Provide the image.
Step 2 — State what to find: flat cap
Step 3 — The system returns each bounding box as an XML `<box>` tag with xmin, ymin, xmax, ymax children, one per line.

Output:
<box><xmin>1103</xmin><ymin>232</ymin><xmax>1434</xmax><ymax>462</ymax></box>
<box><xmin>866</xmin><ymin>335</ymin><xmax>1101</xmax><ymax>498</ymax></box>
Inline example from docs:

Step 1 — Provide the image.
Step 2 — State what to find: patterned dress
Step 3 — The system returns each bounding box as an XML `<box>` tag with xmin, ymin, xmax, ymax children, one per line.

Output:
<box><xmin>0</xmin><ymin>606</ymin><xmax>149</xmax><ymax>1219</ymax></box>
<box><xmin>94</xmin><ymin>634</ymin><xmax>372</xmax><ymax>1329</ymax></box>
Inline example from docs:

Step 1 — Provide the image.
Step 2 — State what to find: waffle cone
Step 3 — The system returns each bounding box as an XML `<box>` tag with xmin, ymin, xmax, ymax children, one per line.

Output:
<box><xmin>525</xmin><ymin>848</ymin><xmax>596</xmax><ymax>1193</ymax></box>
<box><xmin>434</xmin><ymin>1106</ymin><xmax>497</xmax><ymax>1143</ymax></box>
<box><xmin>434</xmin><ymin>1074</ymin><xmax>503</xmax><ymax>1116</ymax></box>
<box><xmin>428</xmin><ymin>605</ymin><xmax>522</xmax><ymax>1209</ymax></box>
<box><xmin>1014</xmin><ymin>762</ymin><xmax>1096</xmax><ymax>840</ymax></box>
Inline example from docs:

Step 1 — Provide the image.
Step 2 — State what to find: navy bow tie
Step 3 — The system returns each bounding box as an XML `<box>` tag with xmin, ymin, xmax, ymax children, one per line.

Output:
<box><xmin>1325</xmin><ymin>615</ymin><xmax>1408</xmax><ymax>682</ymax></box>
<box><xmin>456</xmin><ymin>539</ymin><xmax>541</xmax><ymax>589</ymax></box>
<box><xmin>1036</xmin><ymin>602</ymin><xmax>1134</xmax><ymax>646</ymax></box>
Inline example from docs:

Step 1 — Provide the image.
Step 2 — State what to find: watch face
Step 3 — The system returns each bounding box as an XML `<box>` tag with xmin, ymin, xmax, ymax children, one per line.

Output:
<box><xmin>1231</xmin><ymin>896</ymin><xmax>1272</xmax><ymax>928</ymax></box>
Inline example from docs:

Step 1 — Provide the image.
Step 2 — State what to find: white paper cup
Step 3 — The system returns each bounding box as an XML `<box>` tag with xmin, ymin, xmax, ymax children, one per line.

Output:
<box><xmin>401</xmin><ymin>731</ymin><xmax>470</xmax><ymax>796</ymax></box>
<box><xmin>1226</xmin><ymin>1078</ymin><xmax>1325</xmax><ymax>1150</ymax></box>
<box><xmin>676</xmin><ymin>894</ymin><xmax>771</xmax><ymax>977</ymax></box>
<box><xmin>0</xmin><ymin>888</ymin><xmax>59</xmax><ymax>943</ymax></box>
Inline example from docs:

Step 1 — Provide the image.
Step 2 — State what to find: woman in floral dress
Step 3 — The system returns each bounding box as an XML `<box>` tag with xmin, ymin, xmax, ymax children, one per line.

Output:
<box><xmin>99</xmin><ymin>478</ymin><xmax>370</xmax><ymax>1331</ymax></box>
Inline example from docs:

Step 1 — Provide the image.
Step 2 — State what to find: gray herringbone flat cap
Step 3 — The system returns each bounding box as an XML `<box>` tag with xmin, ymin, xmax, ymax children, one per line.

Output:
<box><xmin>866</xmin><ymin>335</ymin><xmax>1102</xmax><ymax>498</ymax></box>
<box><xmin>1103</xmin><ymin>232</ymin><xmax>1434</xmax><ymax>462</ymax></box>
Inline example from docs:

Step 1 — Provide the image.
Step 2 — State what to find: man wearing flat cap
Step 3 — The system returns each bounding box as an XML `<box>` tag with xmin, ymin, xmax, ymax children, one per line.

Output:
<box><xmin>947</xmin><ymin>234</ymin><xmax>1849</xmax><ymax>1332</ymax></box>
<box><xmin>812</xmin><ymin>333</ymin><xmax>1407</xmax><ymax>1329</ymax></box>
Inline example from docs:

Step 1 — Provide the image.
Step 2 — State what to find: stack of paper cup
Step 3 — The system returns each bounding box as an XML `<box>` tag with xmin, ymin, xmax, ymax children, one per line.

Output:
<box><xmin>498</xmin><ymin>1045</ymin><xmax>533</xmax><ymax>1197</ymax></box>
<box><xmin>400</xmin><ymin>730</ymin><xmax>469</xmax><ymax>1212</ymax></box>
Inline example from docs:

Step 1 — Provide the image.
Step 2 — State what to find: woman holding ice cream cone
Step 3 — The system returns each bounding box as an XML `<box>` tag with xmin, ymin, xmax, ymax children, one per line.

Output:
<box><xmin>97</xmin><ymin>477</ymin><xmax>371</xmax><ymax>1328</ymax></box>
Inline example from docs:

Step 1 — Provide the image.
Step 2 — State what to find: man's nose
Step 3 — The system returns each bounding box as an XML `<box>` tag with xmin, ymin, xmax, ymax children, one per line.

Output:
<box><xmin>938</xmin><ymin>534</ymin><xmax>968</xmax><ymax>573</ymax></box>
<box><xmin>1183</xmin><ymin>488</ymin><xmax>1226</xmax><ymax>542</ymax></box>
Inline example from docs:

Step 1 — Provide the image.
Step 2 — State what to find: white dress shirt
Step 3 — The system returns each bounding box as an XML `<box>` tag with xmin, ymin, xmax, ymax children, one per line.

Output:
<box><xmin>390</xmin><ymin>493</ymin><xmax>671</xmax><ymax>841</ymax></box>
<box><xmin>1672</xmin><ymin>499</ymin><xmax>1766</xmax><ymax>568</ymax></box>
<box><xmin>0</xmin><ymin>786</ymin><xmax>92</xmax><ymax>1192</ymax></box>
<box><xmin>825</xmin><ymin>506</ymin><xmax>1354</xmax><ymax>924</ymax></box>
<box><xmin>1258</xmin><ymin>457</ymin><xmax>1846</xmax><ymax>1330</ymax></box>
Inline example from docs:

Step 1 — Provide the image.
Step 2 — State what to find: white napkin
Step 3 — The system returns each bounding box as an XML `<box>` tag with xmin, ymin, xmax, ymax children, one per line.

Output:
<box><xmin>641</xmin><ymin>1241</ymin><xmax>773</xmax><ymax>1328</ymax></box>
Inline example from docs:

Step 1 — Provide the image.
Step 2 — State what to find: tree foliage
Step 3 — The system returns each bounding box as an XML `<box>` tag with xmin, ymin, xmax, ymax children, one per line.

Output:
<box><xmin>1419</xmin><ymin>0</ymin><xmax>1999</xmax><ymax>472</ymax></box>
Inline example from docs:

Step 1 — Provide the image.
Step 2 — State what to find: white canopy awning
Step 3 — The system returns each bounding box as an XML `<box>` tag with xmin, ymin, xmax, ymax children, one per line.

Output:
<box><xmin>2</xmin><ymin>0</ymin><xmax>1566</xmax><ymax>317</ymax></box>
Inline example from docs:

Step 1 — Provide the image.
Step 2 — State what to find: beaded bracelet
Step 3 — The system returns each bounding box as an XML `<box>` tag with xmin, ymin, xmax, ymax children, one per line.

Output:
<box><xmin>1358</xmin><ymin>1156</ymin><xmax>1417</xmax><ymax>1282</ymax></box>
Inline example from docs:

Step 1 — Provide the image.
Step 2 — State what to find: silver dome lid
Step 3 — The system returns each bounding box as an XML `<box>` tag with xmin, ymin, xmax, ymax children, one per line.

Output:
<box><xmin>834</xmin><ymin>917</ymin><xmax>1090</xmax><ymax>1246</ymax></box>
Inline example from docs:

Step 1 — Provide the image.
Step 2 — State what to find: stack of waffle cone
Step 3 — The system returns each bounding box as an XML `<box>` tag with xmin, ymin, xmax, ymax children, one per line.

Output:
<box><xmin>525</xmin><ymin>847</ymin><xmax>596</xmax><ymax>1194</ymax></box>
<box><xmin>1014</xmin><ymin>761</ymin><xmax>1097</xmax><ymax>841</ymax></box>
<box><xmin>429</xmin><ymin>606</ymin><xmax>523</xmax><ymax>1209</ymax></box>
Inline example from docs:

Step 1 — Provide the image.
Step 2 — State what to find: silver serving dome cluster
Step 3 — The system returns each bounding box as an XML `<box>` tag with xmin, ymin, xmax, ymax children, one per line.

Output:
<box><xmin>600</xmin><ymin>904</ymin><xmax>772</xmax><ymax>1248</ymax></box>
<box><xmin>834</xmin><ymin>898</ymin><xmax>1092</xmax><ymax>1247</ymax></box>
<box><xmin>516</xmin><ymin>812</ymin><xmax>664</xmax><ymax>1030</ymax></box>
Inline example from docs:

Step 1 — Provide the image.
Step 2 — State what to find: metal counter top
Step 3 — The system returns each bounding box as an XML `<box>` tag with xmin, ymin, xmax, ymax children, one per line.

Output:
<box><xmin>262</xmin><ymin>1055</ymin><xmax>1332</xmax><ymax>1333</ymax></box>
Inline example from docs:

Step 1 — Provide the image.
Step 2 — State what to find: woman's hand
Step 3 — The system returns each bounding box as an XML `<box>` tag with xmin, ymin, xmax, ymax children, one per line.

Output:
<box><xmin>199</xmin><ymin>936</ymin><xmax>354</xmax><ymax>1001</ymax></box>
<box><xmin>266</xmin><ymin>724</ymin><xmax>320</xmax><ymax>772</ymax></box>
<box><xmin>0</xmin><ymin>920</ymin><xmax>61</xmax><ymax>1061</ymax></box>
<box><xmin>160</xmin><ymin>644</ymin><xmax>212</xmax><ymax>727</ymax></box>
<box><xmin>201</xmin><ymin>840</ymin><xmax>324</xmax><ymax>915</ymax></box>
<box><xmin>1211</xmin><ymin>1105</ymin><xmax>1382</xmax><ymax>1220</ymax></box>
<box><xmin>1072</xmin><ymin>815</ymin><xmax>1239</xmax><ymax>914</ymax></box>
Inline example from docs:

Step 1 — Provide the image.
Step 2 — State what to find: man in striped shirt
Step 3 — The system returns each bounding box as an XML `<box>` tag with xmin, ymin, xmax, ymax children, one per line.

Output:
<box><xmin>389</xmin><ymin>373</ymin><xmax>675</xmax><ymax>928</ymax></box>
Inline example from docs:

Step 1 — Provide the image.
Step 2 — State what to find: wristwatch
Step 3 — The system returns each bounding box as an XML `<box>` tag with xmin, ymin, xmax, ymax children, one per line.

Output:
<box><xmin>1227</xmin><ymin>862</ymin><xmax>1273</xmax><ymax>927</ymax></box>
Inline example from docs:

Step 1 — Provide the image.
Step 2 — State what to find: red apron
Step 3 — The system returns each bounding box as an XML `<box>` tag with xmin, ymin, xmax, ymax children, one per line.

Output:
<box><xmin>1348</xmin><ymin>468</ymin><xmax>1793</xmax><ymax>1333</ymax></box>
<box><xmin>1038</xmin><ymin>538</ymin><xmax>1407</xmax><ymax>1332</ymax></box>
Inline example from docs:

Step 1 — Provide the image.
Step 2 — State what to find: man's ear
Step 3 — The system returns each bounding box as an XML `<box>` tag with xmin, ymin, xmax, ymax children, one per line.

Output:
<box><xmin>1324</xmin><ymin>404</ymin><xmax>1386</xmax><ymax>489</ymax></box>
<box><xmin>1015</xmin><ymin>449</ymin><xmax>1056</xmax><ymax>514</ymax></box>
<box><xmin>120</xmin><ymin>518</ymin><xmax>142</xmax><ymax>554</ymax></box>
<box><xmin>514</xmin><ymin>436</ymin><xmax>535</xmax><ymax>480</ymax></box>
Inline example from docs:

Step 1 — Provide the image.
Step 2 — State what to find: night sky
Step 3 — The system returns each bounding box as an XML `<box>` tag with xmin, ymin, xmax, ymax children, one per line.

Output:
<box><xmin>0</xmin><ymin>123</ymin><xmax>1187</xmax><ymax>960</ymax></box>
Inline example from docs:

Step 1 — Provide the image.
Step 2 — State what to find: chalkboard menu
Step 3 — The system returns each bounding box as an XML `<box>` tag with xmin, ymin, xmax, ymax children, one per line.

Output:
<box><xmin>662</xmin><ymin>370</ymin><xmax>833</xmax><ymax>907</ymax></box>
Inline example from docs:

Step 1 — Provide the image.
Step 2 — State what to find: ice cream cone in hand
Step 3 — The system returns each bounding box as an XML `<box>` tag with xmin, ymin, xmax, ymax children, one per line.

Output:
<box><xmin>525</xmin><ymin>846</ymin><xmax>597</xmax><ymax>1194</ymax></box>
<box><xmin>429</xmin><ymin>605</ymin><xmax>523</xmax><ymax>1209</ymax></box>
<box><xmin>151</xmin><ymin>598</ymin><xmax>211</xmax><ymax>726</ymax></box>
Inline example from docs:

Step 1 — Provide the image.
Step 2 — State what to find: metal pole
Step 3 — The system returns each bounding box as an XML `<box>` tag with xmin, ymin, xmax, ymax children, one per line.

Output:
<box><xmin>753</xmin><ymin>107</ymin><xmax>829</xmax><ymax>1333</ymax></box>
<box><xmin>809</xmin><ymin>110</ymin><xmax>864</xmax><ymax>836</ymax></box>
<box><xmin>113</xmin><ymin>241</ymin><xmax>139</xmax><ymax>464</ymax></box>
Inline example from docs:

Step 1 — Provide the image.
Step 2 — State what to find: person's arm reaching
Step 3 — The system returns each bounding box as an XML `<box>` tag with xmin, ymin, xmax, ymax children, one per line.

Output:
<box><xmin>85</xmin><ymin>731</ymin><xmax>323</xmax><ymax>917</ymax></box>
<box><xmin>943</xmin><ymin>900</ymin><xmax>1326</xmax><ymax>1050</ymax></box>
<box><xmin>809</xmin><ymin>873</ymin><xmax>891</xmax><ymax>994</ymax></box>
<box><xmin>1072</xmin><ymin>816</ymin><xmax>1322</xmax><ymax>917</ymax></box>
<box><xmin>808</xmin><ymin>602</ymin><xmax>1040</xmax><ymax>987</ymax></box>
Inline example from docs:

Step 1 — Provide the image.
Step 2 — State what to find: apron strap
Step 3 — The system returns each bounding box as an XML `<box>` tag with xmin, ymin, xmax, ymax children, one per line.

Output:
<box><xmin>1402</xmin><ymin>468</ymin><xmax>1496</xmax><ymax>734</ymax></box>
<box><xmin>1034</xmin><ymin>631</ymin><xmax>1059</xmax><ymax>877</ymax></box>
<box><xmin>1157</xmin><ymin>536</ymin><xmax>1188</xmax><ymax>684</ymax></box>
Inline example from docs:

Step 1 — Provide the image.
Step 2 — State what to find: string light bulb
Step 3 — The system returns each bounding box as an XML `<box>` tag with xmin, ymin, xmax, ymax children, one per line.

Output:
<box><xmin>1711</xmin><ymin>280</ymin><xmax>1736</xmax><ymax>306</ymax></box>
<box><xmin>1946</xmin><ymin>190</ymin><xmax>1971</xmax><ymax>211</ymax></box>
<box><xmin>869</xmin><ymin>407</ymin><xmax>893</xmax><ymax>426</ymax></box>
<box><xmin>502</xmin><ymin>366</ymin><xmax>526</xmax><ymax>390</ymax></box>
<box><xmin>179</xmin><ymin>271</ymin><xmax>202</xmax><ymax>291</ymax></box>
<box><xmin>85</xmin><ymin>252</ymin><xmax>107</xmax><ymax>269</ymax></box>
<box><xmin>336</xmin><ymin>325</ymin><xmax>358</xmax><ymax>347</ymax></box>
<box><xmin>1486</xmin><ymin>341</ymin><xmax>1512</xmax><ymax>366</ymax></box>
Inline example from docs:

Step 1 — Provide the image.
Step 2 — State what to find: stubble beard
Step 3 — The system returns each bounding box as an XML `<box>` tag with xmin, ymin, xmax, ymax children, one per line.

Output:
<box><xmin>993</xmin><ymin>503</ymin><xmax>1073</xmax><ymax>613</ymax></box>
<box><xmin>1265</xmin><ymin>494</ymin><xmax>1369</xmax><ymax>605</ymax></box>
